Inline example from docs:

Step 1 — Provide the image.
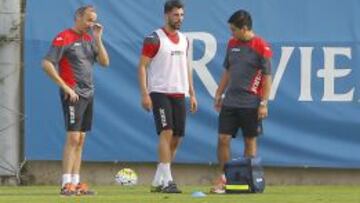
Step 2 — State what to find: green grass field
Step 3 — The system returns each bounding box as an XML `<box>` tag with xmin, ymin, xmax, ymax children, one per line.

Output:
<box><xmin>0</xmin><ymin>185</ymin><xmax>359</xmax><ymax>203</ymax></box>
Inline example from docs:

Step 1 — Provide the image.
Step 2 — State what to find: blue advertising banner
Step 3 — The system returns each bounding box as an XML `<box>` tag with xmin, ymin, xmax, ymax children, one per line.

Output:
<box><xmin>25</xmin><ymin>0</ymin><xmax>360</xmax><ymax>168</ymax></box>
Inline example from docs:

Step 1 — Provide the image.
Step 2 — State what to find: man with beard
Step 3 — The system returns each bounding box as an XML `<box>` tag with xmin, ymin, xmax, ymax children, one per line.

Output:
<box><xmin>42</xmin><ymin>5</ymin><xmax>109</xmax><ymax>196</ymax></box>
<box><xmin>138</xmin><ymin>0</ymin><xmax>197</xmax><ymax>193</ymax></box>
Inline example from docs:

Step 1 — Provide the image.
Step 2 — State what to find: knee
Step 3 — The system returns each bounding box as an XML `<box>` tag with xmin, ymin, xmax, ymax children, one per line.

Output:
<box><xmin>218</xmin><ymin>135</ymin><xmax>231</xmax><ymax>147</ymax></box>
<box><xmin>67</xmin><ymin>132</ymin><xmax>84</xmax><ymax>148</ymax></box>
<box><xmin>171</xmin><ymin>138</ymin><xmax>181</xmax><ymax>149</ymax></box>
<box><xmin>77</xmin><ymin>137</ymin><xmax>85</xmax><ymax>148</ymax></box>
<box><xmin>161</xmin><ymin>129</ymin><xmax>173</xmax><ymax>137</ymax></box>
<box><xmin>160</xmin><ymin>129</ymin><xmax>173</xmax><ymax>142</ymax></box>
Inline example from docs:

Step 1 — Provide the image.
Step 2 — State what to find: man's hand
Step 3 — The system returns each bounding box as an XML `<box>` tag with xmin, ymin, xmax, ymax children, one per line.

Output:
<box><xmin>189</xmin><ymin>95</ymin><xmax>198</xmax><ymax>113</ymax></box>
<box><xmin>258</xmin><ymin>105</ymin><xmax>268</xmax><ymax>120</ymax></box>
<box><xmin>92</xmin><ymin>23</ymin><xmax>103</xmax><ymax>40</ymax></box>
<box><xmin>141</xmin><ymin>94</ymin><xmax>152</xmax><ymax>112</ymax></box>
<box><xmin>63</xmin><ymin>86</ymin><xmax>79</xmax><ymax>103</ymax></box>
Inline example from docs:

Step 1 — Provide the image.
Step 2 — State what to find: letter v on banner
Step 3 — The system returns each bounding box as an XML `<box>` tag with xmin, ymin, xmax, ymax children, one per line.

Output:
<box><xmin>185</xmin><ymin>32</ymin><xmax>217</xmax><ymax>97</ymax></box>
<box><xmin>269</xmin><ymin>47</ymin><xmax>295</xmax><ymax>100</ymax></box>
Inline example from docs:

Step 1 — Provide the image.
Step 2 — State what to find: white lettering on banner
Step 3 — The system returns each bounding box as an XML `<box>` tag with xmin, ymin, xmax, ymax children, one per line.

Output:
<box><xmin>269</xmin><ymin>47</ymin><xmax>294</xmax><ymax>100</ymax></box>
<box><xmin>317</xmin><ymin>47</ymin><xmax>353</xmax><ymax>101</ymax></box>
<box><xmin>184</xmin><ymin>32</ymin><xmax>354</xmax><ymax>102</ymax></box>
<box><xmin>185</xmin><ymin>32</ymin><xmax>217</xmax><ymax>97</ymax></box>
<box><xmin>299</xmin><ymin>47</ymin><xmax>314</xmax><ymax>101</ymax></box>
<box><xmin>271</xmin><ymin>46</ymin><xmax>353</xmax><ymax>101</ymax></box>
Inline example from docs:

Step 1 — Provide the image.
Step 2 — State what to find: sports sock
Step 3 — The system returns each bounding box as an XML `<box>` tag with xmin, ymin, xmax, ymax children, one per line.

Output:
<box><xmin>71</xmin><ymin>174</ymin><xmax>80</xmax><ymax>185</ymax></box>
<box><xmin>61</xmin><ymin>174</ymin><xmax>72</xmax><ymax>187</ymax></box>
<box><xmin>159</xmin><ymin>162</ymin><xmax>173</xmax><ymax>187</ymax></box>
<box><xmin>152</xmin><ymin>163</ymin><xmax>163</xmax><ymax>186</ymax></box>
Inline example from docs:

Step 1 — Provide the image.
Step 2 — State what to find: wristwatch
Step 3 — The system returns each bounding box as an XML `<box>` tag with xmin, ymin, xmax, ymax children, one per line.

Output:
<box><xmin>260</xmin><ymin>100</ymin><xmax>268</xmax><ymax>106</ymax></box>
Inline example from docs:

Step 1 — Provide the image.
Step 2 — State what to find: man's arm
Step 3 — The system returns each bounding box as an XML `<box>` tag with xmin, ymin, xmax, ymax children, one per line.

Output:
<box><xmin>258</xmin><ymin>74</ymin><xmax>272</xmax><ymax>119</ymax></box>
<box><xmin>93</xmin><ymin>23</ymin><xmax>110</xmax><ymax>67</ymax></box>
<box><xmin>258</xmin><ymin>41</ymin><xmax>272</xmax><ymax>119</ymax></box>
<box><xmin>214</xmin><ymin>69</ymin><xmax>230</xmax><ymax>112</ymax></box>
<box><xmin>138</xmin><ymin>55</ymin><xmax>152</xmax><ymax>111</ymax></box>
<box><xmin>42</xmin><ymin>59</ymin><xmax>79</xmax><ymax>102</ymax></box>
<box><xmin>187</xmin><ymin>61</ymin><xmax>197</xmax><ymax>113</ymax></box>
<box><xmin>261</xmin><ymin>75</ymin><xmax>272</xmax><ymax>103</ymax></box>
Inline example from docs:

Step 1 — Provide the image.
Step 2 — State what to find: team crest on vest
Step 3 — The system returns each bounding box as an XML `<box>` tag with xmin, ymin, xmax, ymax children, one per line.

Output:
<box><xmin>171</xmin><ymin>50</ymin><xmax>184</xmax><ymax>56</ymax></box>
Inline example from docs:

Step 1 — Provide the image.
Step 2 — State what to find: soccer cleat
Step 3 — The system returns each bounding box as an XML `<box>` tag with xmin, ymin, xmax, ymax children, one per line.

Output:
<box><xmin>76</xmin><ymin>183</ymin><xmax>96</xmax><ymax>196</ymax></box>
<box><xmin>210</xmin><ymin>175</ymin><xmax>226</xmax><ymax>194</ymax></box>
<box><xmin>60</xmin><ymin>183</ymin><xmax>76</xmax><ymax>196</ymax></box>
<box><xmin>161</xmin><ymin>181</ymin><xmax>182</xmax><ymax>193</ymax></box>
<box><xmin>150</xmin><ymin>185</ymin><xmax>163</xmax><ymax>193</ymax></box>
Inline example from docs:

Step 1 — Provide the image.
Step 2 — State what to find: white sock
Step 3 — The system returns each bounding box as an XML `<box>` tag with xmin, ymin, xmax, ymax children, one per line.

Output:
<box><xmin>62</xmin><ymin>174</ymin><xmax>72</xmax><ymax>187</ymax></box>
<box><xmin>159</xmin><ymin>162</ymin><xmax>173</xmax><ymax>186</ymax></box>
<box><xmin>152</xmin><ymin>164</ymin><xmax>163</xmax><ymax>186</ymax></box>
<box><xmin>71</xmin><ymin>174</ymin><xmax>80</xmax><ymax>185</ymax></box>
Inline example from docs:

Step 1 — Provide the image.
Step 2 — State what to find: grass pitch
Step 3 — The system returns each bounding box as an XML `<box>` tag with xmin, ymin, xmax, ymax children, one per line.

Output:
<box><xmin>0</xmin><ymin>185</ymin><xmax>359</xmax><ymax>203</ymax></box>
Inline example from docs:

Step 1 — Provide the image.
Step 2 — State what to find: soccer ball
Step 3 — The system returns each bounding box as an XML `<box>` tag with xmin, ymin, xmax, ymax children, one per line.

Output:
<box><xmin>115</xmin><ymin>168</ymin><xmax>138</xmax><ymax>186</ymax></box>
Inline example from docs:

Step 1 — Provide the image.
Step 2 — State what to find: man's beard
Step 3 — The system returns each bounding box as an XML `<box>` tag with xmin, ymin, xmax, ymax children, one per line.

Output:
<box><xmin>169</xmin><ymin>21</ymin><xmax>181</xmax><ymax>30</ymax></box>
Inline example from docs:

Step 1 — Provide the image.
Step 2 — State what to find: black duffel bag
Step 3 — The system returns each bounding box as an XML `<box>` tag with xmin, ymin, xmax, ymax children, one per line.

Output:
<box><xmin>224</xmin><ymin>157</ymin><xmax>265</xmax><ymax>193</ymax></box>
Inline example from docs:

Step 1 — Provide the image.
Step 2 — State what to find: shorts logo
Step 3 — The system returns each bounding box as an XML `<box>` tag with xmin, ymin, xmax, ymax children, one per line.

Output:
<box><xmin>69</xmin><ymin>106</ymin><xmax>75</xmax><ymax>124</ymax></box>
<box><xmin>159</xmin><ymin>108</ymin><xmax>167</xmax><ymax>127</ymax></box>
<box><xmin>231</xmin><ymin>48</ymin><xmax>241</xmax><ymax>52</ymax></box>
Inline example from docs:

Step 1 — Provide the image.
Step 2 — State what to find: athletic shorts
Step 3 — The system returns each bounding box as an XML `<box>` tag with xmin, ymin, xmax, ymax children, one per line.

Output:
<box><xmin>218</xmin><ymin>106</ymin><xmax>259</xmax><ymax>138</ymax></box>
<box><xmin>60</xmin><ymin>93</ymin><xmax>93</xmax><ymax>132</ymax></box>
<box><xmin>150</xmin><ymin>92</ymin><xmax>186</xmax><ymax>137</ymax></box>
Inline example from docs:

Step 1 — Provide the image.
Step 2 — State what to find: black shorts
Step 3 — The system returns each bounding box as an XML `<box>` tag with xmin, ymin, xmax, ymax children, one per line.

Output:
<box><xmin>60</xmin><ymin>94</ymin><xmax>93</xmax><ymax>132</ymax></box>
<box><xmin>218</xmin><ymin>106</ymin><xmax>259</xmax><ymax>138</ymax></box>
<box><xmin>150</xmin><ymin>92</ymin><xmax>186</xmax><ymax>137</ymax></box>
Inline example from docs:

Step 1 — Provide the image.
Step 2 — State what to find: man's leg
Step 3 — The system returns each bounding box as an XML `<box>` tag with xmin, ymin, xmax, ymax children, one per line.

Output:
<box><xmin>217</xmin><ymin>134</ymin><xmax>232</xmax><ymax>171</ymax></box>
<box><xmin>158</xmin><ymin>129</ymin><xmax>173</xmax><ymax>163</ymax></box>
<box><xmin>151</xmin><ymin>129</ymin><xmax>173</xmax><ymax>190</ymax></box>
<box><xmin>158</xmin><ymin>129</ymin><xmax>173</xmax><ymax>184</ymax></box>
<box><xmin>156</xmin><ymin>97</ymin><xmax>185</xmax><ymax>193</ymax></box>
<box><xmin>244</xmin><ymin>136</ymin><xmax>257</xmax><ymax>157</ymax></box>
<box><xmin>157</xmin><ymin>129</ymin><xmax>182</xmax><ymax>193</ymax></box>
<box><xmin>241</xmin><ymin>108</ymin><xmax>259</xmax><ymax>157</ymax></box>
<box><xmin>62</xmin><ymin>131</ymin><xmax>82</xmax><ymax>185</ymax></box>
<box><xmin>71</xmin><ymin>132</ymin><xmax>86</xmax><ymax>185</ymax></box>
<box><xmin>211</xmin><ymin>106</ymin><xmax>238</xmax><ymax>194</ymax></box>
<box><xmin>210</xmin><ymin>134</ymin><xmax>231</xmax><ymax>194</ymax></box>
<box><xmin>61</xmin><ymin>131</ymin><xmax>82</xmax><ymax>195</ymax></box>
<box><xmin>60</xmin><ymin>96</ymin><xmax>93</xmax><ymax>195</ymax></box>
<box><xmin>170</xmin><ymin>136</ymin><xmax>182</xmax><ymax>160</ymax></box>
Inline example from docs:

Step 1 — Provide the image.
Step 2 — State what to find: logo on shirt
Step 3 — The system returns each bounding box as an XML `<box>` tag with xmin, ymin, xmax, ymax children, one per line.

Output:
<box><xmin>250</xmin><ymin>70</ymin><xmax>263</xmax><ymax>94</ymax></box>
<box><xmin>171</xmin><ymin>50</ymin><xmax>184</xmax><ymax>56</ymax></box>
<box><xmin>231</xmin><ymin>48</ymin><xmax>241</xmax><ymax>52</ymax></box>
<box><xmin>73</xmin><ymin>42</ymin><xmax>81</xmax><ymax>47</ymax></box>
